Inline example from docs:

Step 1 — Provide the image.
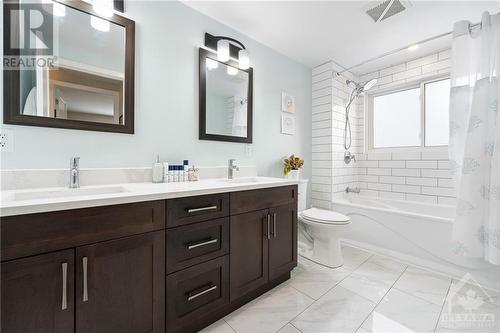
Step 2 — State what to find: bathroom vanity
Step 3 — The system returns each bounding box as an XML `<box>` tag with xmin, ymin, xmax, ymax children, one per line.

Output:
<box><xmin>0</xmin><ymin>179</ymin><xmax>298</xmax><ymax>333</ymax></box>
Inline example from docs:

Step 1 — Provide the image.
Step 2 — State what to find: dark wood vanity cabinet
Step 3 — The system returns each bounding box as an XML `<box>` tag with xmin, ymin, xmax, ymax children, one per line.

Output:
<box><xmin>1</xmin><ymin>185</ymin><xmax>297</xmax><ymax>333</ymax></box>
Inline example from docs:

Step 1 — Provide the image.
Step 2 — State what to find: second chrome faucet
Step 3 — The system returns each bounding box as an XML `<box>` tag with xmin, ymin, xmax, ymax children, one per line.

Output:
<box><xmin>228</xmin><ymin>159</ymin><xmax>239</xmax><ymax>179</ymax></box>
<box><xmin>70</xmin><ymin>157</ymin><xmax>80</xmax><ymax>188</ymax></box>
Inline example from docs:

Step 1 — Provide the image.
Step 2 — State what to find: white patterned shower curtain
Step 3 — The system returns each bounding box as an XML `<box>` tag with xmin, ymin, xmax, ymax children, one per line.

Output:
<box><xmin>449</xmin><ymin>12</ymin><xmax>500</xmax><ymax>265</ymax></box>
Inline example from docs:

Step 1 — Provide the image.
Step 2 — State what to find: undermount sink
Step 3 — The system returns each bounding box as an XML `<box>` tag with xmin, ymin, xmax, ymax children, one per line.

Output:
<box><xmin>11</xmin><ymin>186</ymin><xmax>128</xmax><ymax>201</ymax></box>
<box><xmin>218</xmin><ymin>177</ymin><xmax>266</xmax><ymax>184</ymax></box>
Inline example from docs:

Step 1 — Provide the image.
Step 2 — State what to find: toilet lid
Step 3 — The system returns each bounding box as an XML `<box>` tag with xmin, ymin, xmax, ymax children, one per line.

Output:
<box><xmin>301</xmin><ymin>208</ymin><xmax>350</xmax><ymax>225</ymax></box>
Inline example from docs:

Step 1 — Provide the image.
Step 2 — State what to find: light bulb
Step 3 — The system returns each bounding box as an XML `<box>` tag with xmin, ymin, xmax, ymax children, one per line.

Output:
<box><xmin>92</xmin><ymin>0</ymin><xmax>114</xmax><ymax>18</ymax></box>
<box><xmin>91</xmin><ymin>16</ymin><xmax>110</xmax><ymax>32</ymax></box>
<box><xmin>217</xmin><ymin>39</ymin><xmax>230</xmax><ymax>62</ymax></box>
<box><xmin>206</xmin><ymin>58</ymin><xmax>218</xmax><ymax>70</ymax></box>
<box><xmin>53</xmin><ymin>2</ymin><xmax>66</xmax><ymax>17</ymax></box>
<box><xmin>227</xmin><ymin>66</ymin><xmax>238</xmax><ymax>76</ymax></box>
<box><xmin>238</xmin><ymin>49</ymin><xmax>250</xmax><ymax>69</ymax></box>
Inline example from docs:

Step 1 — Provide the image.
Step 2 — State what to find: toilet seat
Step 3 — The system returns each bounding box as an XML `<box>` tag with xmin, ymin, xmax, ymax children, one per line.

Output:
<box><xmin>300</xmin><ymin>208</ymin><xmax>350</xmax><ymax>225</ymax></box>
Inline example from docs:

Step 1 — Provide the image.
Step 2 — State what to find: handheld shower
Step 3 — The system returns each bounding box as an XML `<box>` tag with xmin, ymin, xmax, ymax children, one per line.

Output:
<box><xmin>343</xmin><ymin>78</ymin><xmax>377</xmax><ymax>164</ymax></box>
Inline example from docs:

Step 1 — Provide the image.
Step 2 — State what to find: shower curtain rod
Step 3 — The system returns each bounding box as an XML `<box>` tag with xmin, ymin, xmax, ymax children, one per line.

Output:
<box><xmin>335</xmin><ymin>20</ymin><xmax>484</xmax><ymax>76</ymax></box>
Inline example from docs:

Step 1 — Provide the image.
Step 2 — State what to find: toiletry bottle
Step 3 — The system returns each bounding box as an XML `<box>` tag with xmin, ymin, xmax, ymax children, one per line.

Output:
<box><xmin>168</xmin><ymin>165</ymin><xmax>173</xmax><ymax>182</ymax></box>
<box><xmin>163</xmin><ymin>162</ymin><xmax>169</xmax><ymax>183</ymax></box>
<box><xmin>152</xmin><ymin>155</ymin><xmax>163</xmax><ymax>183</ymax></box>
<box><xmin>183</xmin><ymin>160</ymin><xmax>189</xmax><ymax>182</ymax></box>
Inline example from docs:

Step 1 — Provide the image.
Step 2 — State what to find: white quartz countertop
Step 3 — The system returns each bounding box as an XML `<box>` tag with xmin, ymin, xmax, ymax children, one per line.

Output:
<box><xmin>0</xmin><ymin>177</ymin><xmax>299</xmax><ymax>217</ymax></box>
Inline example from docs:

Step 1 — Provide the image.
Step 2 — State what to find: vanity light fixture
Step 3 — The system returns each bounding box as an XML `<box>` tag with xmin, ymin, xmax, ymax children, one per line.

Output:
<box><xmin>206</xmin><ymin>58</ymin><xmax>218</xmax><ymax>70</ymax></box>
<box><xmin>92</xmin><ymin>0</ymin><xmax>114</xmax><ymax>18</ymax></box>
<box><xmin>53</xmin><ymin>2</ymin><xmax>66</xmax><ymax>16</ymax></box>
<box><xmin>206</xmin><ymin>34</ymin><xmax>250</xmax><ymax>70</ymax></box>
<box><xmin>90</xmin><ymin>16</ymin><xmax>110</xmax><ymax>32</ymax></box>
<box><xmin>227</xmin><ymin>66</ymin><xmax>238</xmax><ymax>76</ymax></box>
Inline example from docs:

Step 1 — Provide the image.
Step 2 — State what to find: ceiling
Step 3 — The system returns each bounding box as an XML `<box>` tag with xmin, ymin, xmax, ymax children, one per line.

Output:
<box><xmin>183</xmin><ymin>1</ymin><xmax>500</xmax><ymax>75</ymax></box>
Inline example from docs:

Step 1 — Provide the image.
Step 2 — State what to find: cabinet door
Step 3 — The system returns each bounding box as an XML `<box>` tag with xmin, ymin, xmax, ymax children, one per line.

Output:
<box><xmin>269</xmin><ymin>203</ymin><xmax>297</xmax><ymax>280</ymax></box>
<box><xmin>230</xmin><ymin>209</ymin><xmax>269</xmax><ymax>301</ymax></box>
<box><xmin>1</xmin><ymin>249</ymin><xmax>74</xmax><ymax>333</ymax></box>
<box><xmin>76</xmin><ymin>231</ymin><xmax>165</xmax><ymax>333</ymax></box>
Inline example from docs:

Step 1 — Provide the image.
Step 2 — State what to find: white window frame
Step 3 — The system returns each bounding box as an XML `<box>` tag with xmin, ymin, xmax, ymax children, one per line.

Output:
<box><xmin>365</xmin><ymin>73</ymin><xmax>450</xmax><ymax>153</ymax></box>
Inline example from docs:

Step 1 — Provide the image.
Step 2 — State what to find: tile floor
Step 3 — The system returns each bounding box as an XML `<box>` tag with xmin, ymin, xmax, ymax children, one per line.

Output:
<box><xmin>200</xmin><ymin>245</ymin><xmax>500</xmax><ymax>333</ymax></box>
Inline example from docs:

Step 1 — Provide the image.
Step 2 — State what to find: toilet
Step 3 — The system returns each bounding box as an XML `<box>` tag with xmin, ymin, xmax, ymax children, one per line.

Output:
<box><xmin>297</xmin><ymin>180</ymin><xmax>351</xmax><ymax>268</ymax></box>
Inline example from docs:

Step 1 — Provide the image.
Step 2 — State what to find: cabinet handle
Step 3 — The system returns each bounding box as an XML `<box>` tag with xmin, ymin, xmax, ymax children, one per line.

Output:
<box><xmin>61</xmin><ymin>262</ymin><xmax>68</xmax><ymax>310</ymax></box>
<box><xmin>82</xmin><ymin>257</ymin><xmax>88</xmax><ymax>302</ymax></box>
<box><xmin>273</xmin><ymin>213</ymin><xmax>277</xmax><ymax>238</ymax></box>
<box><xmin>266</xmin><ymin>214</ymin><xmax>271</xmax><ymax>240</ymax></box>
<box><xmin>187</xmin><ymin>205</ymin><xmax>218</xmax><ymax>213</ymax></box>
<box><xmin>187</xmin><ymin>238</ymin><xmax>218</xmax><ymax>250</ymax></box>
<box><xmin>187</xmin><ymin>285</ymin><xmax>217</xmax><ymax>301</ymax></box>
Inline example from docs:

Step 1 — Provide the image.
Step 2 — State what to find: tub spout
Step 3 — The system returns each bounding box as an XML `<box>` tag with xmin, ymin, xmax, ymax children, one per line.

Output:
<box><xmin>345</xmin><ymin>186</ymin><xmax>361</xmax><ymax>194</ymax></box>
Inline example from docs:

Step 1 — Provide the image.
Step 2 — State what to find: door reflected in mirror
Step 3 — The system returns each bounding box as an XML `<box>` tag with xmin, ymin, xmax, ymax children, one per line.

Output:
<box><xmin>206</xmin><ymin>60</ymin><xmax>249</xmax><ymax>138</ymax></box>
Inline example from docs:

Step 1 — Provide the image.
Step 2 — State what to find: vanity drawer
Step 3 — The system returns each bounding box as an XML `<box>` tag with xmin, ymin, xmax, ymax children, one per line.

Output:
<box><xmin>166</xmin><ymin>193</ymin><xmax>229</xmax><ymax>228</ymax></box>
<box><xmin>1</xmin><ymin>200</ymin><xmax>165</xmax><ymax>261</ymax></box>
<box><xmin>166</xmin><ymin>255</ymin><xmax>229</xmax><ymax>333</ymax></box>
<box><xmin>230</xmin><ymin>185</ymin><xmax>297</xmax><ymax>215</ymax></box>
<box><xmin>166</xmin><ymin>217</ymin><xmax>229</xmax><ymax>274</ymax></box>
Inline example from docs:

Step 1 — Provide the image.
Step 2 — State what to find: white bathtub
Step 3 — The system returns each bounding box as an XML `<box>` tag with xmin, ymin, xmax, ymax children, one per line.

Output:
<box><xmin>332</xmin><ymin>194</ymin><xmax>500</xmax><ymax>290</ymax></box>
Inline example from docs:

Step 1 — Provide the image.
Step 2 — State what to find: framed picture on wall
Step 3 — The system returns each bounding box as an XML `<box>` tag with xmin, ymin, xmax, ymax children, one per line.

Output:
<box><xmin>281</xmin><ymin>114</ymin><xmax>295</xmax><ymax>135</ymax></box>
<box><xmin>281</xmin><ymin>92</ymin><xmax>295</xmax><ymax>113</ymax></box>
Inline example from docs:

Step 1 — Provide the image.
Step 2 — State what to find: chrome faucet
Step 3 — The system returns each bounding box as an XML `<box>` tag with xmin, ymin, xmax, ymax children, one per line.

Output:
<box><xmin>228</xmin><ymin>159</ymin><xmax>239</xmax><ymax>179</ymax></box>
<box><xmin>70</xmin><ymin>157</ymin><xmax>80</xmax><ymax>188</ymax></box>
<box><xmin>345</xmin><ymin>186</ymin><xmax>360</xmax><ymax>194</ymax></box>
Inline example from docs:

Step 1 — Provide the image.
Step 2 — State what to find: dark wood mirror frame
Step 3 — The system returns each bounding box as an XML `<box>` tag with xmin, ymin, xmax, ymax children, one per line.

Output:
<box><xmin>199</xmin><ymin>48</ymin><xmax>253</xmax><ymax>144</ymax></box>
<box><xmin>3</xmin><ymin>0</ymin><xmax>135</xmax><ymax>134</ymax></box>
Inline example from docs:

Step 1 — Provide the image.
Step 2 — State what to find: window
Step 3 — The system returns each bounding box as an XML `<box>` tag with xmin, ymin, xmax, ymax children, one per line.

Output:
<box><xmin>369</xmin><ymin>77</ymin><xmax>450</xmax><ymax>149</ymax></box>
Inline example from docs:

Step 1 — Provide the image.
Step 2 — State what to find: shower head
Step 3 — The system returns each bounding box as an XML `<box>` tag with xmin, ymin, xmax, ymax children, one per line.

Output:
<box><xmin>346</xmin><ymin>78</ymin><xmax>378</xmax><ymax>95</ymax></box>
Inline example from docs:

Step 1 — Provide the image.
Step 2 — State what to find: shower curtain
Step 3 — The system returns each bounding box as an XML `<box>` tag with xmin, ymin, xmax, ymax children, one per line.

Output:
<box><xmin>449</xmin><ymin>12</ymin><xmax>500</xmax><ymax>265</ymax></box>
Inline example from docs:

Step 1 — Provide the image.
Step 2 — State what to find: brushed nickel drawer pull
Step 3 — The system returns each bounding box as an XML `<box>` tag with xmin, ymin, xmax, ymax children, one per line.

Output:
<box><xmin>62</xmin><ymin>262</ymin><xmax>68</xmax><ymax>310</ymax></box>
<box><xmin>187</xmin><ymin>285</ymin><xmax>217</xmax><ymax>301</ymax></box>
<box><xmin>82</xmin><ymin>257</ymin><xmax>88</xmax><ymax>302</ymax></box>
<box><xmin>187</xmin><ymin>205</ymin><xmax>218</xmax><ymax>213</ymax></box>
<box><xmin>273</xmin><ymin>213</ymin><xmax>277</xmax><ymax>238</ymax></box>
<box><xmin>266</xmin><ymin>214</ymin><xmax>271</xmax><ymax>240</ymax></box>
<box><xmin>187</xmin><ymin>239</ymin><xmax>218</xmax><ymax>250</ymax></box>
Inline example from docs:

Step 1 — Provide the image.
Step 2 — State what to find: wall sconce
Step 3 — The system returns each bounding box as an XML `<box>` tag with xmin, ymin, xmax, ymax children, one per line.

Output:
<box><xmin>205</xmin><ymin>33</ymin><xmax>250</xmax><ymax>70</ymax></box>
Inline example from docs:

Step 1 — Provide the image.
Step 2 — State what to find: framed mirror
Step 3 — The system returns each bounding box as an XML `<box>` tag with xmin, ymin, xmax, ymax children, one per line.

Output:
<box><xmin>199</xmin><ymin>48</ymin><xmax>253</xmax><ymax>143</ymax></box>
<box><xmin>3</xmin><ymin>0</ymin><xmax>135</xmax><ymax>133</ymax></box>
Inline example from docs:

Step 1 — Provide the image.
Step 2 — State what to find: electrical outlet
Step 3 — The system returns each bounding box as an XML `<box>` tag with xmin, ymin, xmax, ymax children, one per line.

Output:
<box><xmin>245</xmin><ymin>144</ymin><xmax>253</xmax><ymax>157</ymax></box>
<box><xmin>0</xmin><ymin>129</ymin><xmax>14</xmax><ymax>153</ymax></box>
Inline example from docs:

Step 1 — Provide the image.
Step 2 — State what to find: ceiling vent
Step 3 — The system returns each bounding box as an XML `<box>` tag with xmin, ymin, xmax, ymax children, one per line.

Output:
<box><xmin>365</xmin><ymin>0</ymin><xmax>412</xmax><ymax>22</ymax></box>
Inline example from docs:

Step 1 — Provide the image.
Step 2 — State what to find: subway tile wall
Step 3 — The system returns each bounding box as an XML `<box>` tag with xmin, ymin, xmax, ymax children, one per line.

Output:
<box><xmin>311</xmin><ymin>50</ymin><xmax>457</xmax><ymax>208</ymax></box>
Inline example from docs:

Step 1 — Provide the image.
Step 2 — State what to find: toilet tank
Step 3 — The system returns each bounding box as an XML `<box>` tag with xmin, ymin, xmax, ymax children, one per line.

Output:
<box><xmin>297</xmin><ymin>179</ymin><xmax>308</xmax><ymax>212</ymax></box>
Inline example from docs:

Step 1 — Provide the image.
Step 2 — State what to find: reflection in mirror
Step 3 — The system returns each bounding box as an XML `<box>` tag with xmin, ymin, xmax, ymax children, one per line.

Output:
<box><xmin>19</xmin><ymin>0</ymin><xmax>125</xmax><ymax>125</ymax></box>
<box><xmin>205</xmin><ymin>59</ymin><xmax>249</xmax><ymax>138</ymax></box>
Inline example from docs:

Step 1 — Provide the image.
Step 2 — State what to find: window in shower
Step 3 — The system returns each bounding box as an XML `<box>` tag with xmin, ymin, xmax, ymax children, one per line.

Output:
<box><xmin>368</xmin><ymin>77</ymin><xmax>450</xmax><ymax>150</ymax></box>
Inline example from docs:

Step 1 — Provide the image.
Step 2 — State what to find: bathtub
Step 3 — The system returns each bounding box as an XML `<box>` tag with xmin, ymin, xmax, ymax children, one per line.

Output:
<box><xmin>332</xmin><ymin>194</ymin><xmax>499</xmax><ymax>290</ymax></box>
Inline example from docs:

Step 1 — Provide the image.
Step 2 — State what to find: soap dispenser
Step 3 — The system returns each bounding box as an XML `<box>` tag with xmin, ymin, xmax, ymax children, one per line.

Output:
<box><xmin>152</xmin><ymin>154</ymin><xmax>163</xmax><ymax>183</ymax></box>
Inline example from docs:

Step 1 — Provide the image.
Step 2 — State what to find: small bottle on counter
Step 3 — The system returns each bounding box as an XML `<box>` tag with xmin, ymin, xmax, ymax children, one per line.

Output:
<box><xmin>152</xmin><ymin>155</ymin><xmax>163</xmax><ymax>183</ymax></box>
<box><xmin>188</xmin><ymin>165</ymin><xmax>200</xmax><ymax>181</ymax></box>
<box><xmin>168</xmin><ymin>165</ymin><xmax>174</xmax><ymax>182</ymax></box>
<box><xmin>183</xmin><ymin>160</ymin><xmax>189</xmax><ymax>182</ymax></box>
<box><xmin>162</xmin><ymin>162</ymin><xmax>169</xmax><ymax>183</ymax></box>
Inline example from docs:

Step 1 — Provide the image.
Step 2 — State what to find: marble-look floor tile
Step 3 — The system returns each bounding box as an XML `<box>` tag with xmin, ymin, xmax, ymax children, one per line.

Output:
<box><xmin>276</xmin><ymin>323</ymin><xmax>302</xmax><ymax>333</ymax></box>
<box><xmin>289</xmin><ymin>262</ymin><xmax>351</xmax><ymax>300</ymax></box>
<box><xmin>199</xmin><ymin>319</ymin><xmax>235</xmax><ymax>333</ymax></box>
<box><xmin>436</xmin><ymin>287</ymin><xmax>500</xmax><ymax>333</ymax></box>
<box><xmin>225</xmin><ymin>284</ymin><xmax>313</xmax><ymax>333</ymax></box>
<box><xmin>361</xmin><ymin>288</ymin><xmax>442</xmax><ymax>333</ymax></box>
<box><xmin>342</xmin><ymin>245</ymin><xmax>373</xmax><ymax>270</ymax></box>
<box><xmin>291</xmin><ymin>286</ymin><xmax>376</xmax><ymax>333</ymax></box>
<box><xmin>393</xmin><ymin>266</ymin><xmax>451</xmax><ymax>306</ymax></box>
<box><xmin>340</xmin><ymin>261</ymin><xmax>402</xmax><ymax>302</ymax></box>
<box><xmin>367</xmin><ymin>255</ymin><xmax>408</xmax><ymax>273</ymax></box>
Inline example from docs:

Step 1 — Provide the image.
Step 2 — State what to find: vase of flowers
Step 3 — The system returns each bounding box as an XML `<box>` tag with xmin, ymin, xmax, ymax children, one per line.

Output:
<box><xmin>283</xmin><ymin>154</ymin><xmax>304</xmax><ymax>179</ymax></box>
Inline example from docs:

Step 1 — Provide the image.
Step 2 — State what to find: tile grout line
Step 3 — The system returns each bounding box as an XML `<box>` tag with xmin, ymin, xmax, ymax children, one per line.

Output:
<box><xmin>284</xmin><ymin>253</ymin><xmax>375</xmax><ymax>329</ymax></box>
<box><xmin>353</xmin><ymin>266</ymin><xmax>409</xmax><ymax>332</ymax></box>
<box><xmin>433</xmin><ymin>280</ymin><xmax>453</xmax><ymax>333</ymax></box>
<box><xmin>222</xmin><ymin>318</ymin><xmax>237</xmax><ymax>333</ymax></box>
